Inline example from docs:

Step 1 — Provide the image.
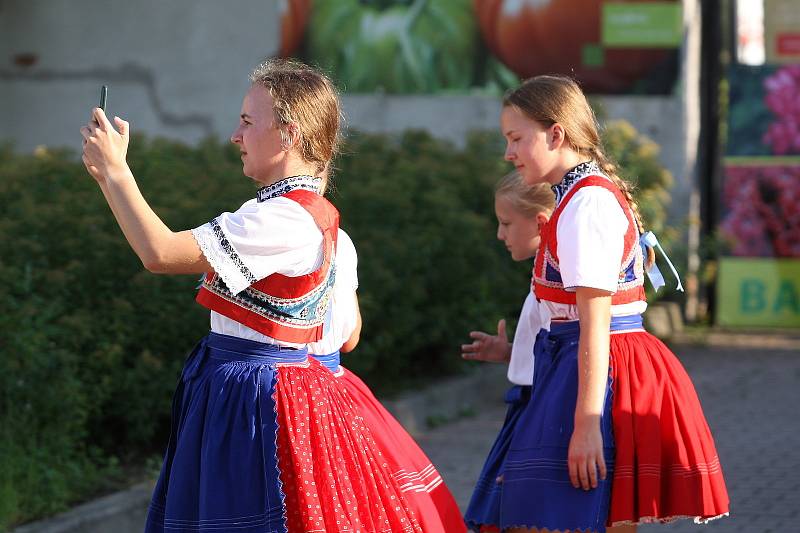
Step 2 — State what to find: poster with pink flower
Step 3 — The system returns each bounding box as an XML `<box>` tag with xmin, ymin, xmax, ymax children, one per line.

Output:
<box><xmin>718</xmin><ymin>64</ymin><xmax>800</xmax><ymax>327</ymax></box>
<box><xmin>727</xmin><ymin>63</ymin><xmax>800</xmax><ymax>156</ymax></box>
<box><xmin>723</xmin><ymin>64</ymin><xmax>800</xmax><ymax>257</ymax></box>
<box><xmin>721</xmin><ymin>162</ymin><xmax>800</xmax><ymax>258</ymax></box>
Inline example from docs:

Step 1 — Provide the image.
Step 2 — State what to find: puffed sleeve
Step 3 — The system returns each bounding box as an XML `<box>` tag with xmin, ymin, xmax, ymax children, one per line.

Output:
<box><xmin>335</xmin><ymin>229</ymin><xmax>359</xmax><ymax>291</ymax></box>
<box><xmin>191</xmin><ymin>197</ymin><xmax>324</xmax><ymax>295</ymax></box>
<box><xmin>556</xmin><ymin>186</ymin><xmax>629</xmax><ymax>293</ymax></box>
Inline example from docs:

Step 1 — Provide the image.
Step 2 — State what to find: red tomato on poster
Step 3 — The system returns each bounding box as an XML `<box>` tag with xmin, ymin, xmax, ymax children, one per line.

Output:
<box><xmin>474</xmin><ymin>0</ymin><xmax>676</xmax><ymax>93</ymax></box>
<box><xmin>280</xmin><ymin>0</ymin><xmax>312</xmax><ymax>58</ymax></box>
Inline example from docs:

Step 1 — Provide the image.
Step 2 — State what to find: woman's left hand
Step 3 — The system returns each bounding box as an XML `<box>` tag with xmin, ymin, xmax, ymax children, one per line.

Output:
<box><xmin>80</xmin><ymin>108</ymin><xmax>130</xmax><ymax>183</ymax></box>
<box><xmin>568</xmin><ymin>418</ymin><xmax>607</xmax><ymax>491</ymax></box>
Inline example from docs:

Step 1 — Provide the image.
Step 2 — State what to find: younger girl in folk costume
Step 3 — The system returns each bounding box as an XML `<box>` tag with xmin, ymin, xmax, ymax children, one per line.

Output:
<box><xmin>307</xmin><ymin>227</ymin><xmax>467</xmax><ymax>533</ymax></box>
<box><xmin>81</xmin><ymin>59</ymin><xmax>423</xmax><ymax>533</ymax></box>
<box><xmin>496</xmin><ymin>76</ymin><xmax>729</xmax><ymax>533</ymax></box>
<box><xmin>461</xmin><ymin>172</ymin><xmax>554</xmax><ymax>532</ymax></box>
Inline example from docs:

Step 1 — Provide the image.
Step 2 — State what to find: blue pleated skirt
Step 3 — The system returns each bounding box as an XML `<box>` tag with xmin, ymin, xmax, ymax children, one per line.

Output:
<box><xmin>464</xmin><ymin>384</ymin><xmax>531</xmax><ymax>531</ymax></box>
<box><xmin>499</xmin><ymin>318</ymin><xmax>629</xmax><ymax>533</ymax></box>
<box><xmin>144</xmin><ymin>332</ymin><xmax>306</xmax><ymax>533</ymax></box>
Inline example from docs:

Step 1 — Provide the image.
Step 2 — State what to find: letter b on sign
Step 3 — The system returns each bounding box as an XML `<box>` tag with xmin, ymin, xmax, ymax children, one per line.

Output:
<box><xmin>740</xmin><ymin>279</ymin><xmax>766</xmax><ymax>313</ymax></box>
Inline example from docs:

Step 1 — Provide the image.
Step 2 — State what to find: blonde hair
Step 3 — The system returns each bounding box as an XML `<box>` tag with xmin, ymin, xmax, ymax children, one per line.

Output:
<box><xmin>495</xmin><ymin>170</ymin><xmax>555</xmax><ymax>217</ymax></box>
<box><xmin>250</xmin><ymin>59</ymin><xmax>342</xmax><ymax>183</ymax></box>
<box><xmin>503</xmin><ymin>75</ymin><xmax>655</xmax><ymax>265</ymax></box>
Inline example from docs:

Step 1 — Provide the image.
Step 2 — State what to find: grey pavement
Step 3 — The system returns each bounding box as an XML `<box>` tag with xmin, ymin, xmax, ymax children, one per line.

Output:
<box><xmin>415</xmin><ymin>344</ymin><xmax>800</xmax><ymax>533</ymax></box>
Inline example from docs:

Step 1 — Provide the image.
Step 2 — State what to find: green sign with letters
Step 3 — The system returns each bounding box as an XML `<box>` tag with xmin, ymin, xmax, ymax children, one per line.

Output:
<box><xmin>602</xmin><ymin>2</ymin><xmax>683</xmax><ymax>48</ymax></box>
<box><xmin>717</xmin><ymin>258</ymin><xmax>800</xmax><ymax>327</ymax></box>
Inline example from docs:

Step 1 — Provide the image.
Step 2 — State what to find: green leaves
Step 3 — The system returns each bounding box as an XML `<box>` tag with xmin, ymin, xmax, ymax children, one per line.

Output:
<box><xmin>602</xmin><ymin>119</ymin><xmax>673</xmax><ymax>235</ymax></box>
<box><xmin>329</xmin><ymin>130</ymin><xmax>529</xmax><ymax>391</ymax></box>
<box><xmin>0</xmin><ymin>138</ymin><xmax>250</xmax><ymax>528</ymax></box>
<box><xmin>307</xmin><ymin>0</ymin><xmax>477</xmax><ymax>93</ymax></box>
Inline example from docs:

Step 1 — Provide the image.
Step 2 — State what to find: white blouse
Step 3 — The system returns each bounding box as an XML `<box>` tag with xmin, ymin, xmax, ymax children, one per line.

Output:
<box><xmin>191</xmin><ymin>195</ymin><xmax>325</xmax><ymax>348</ymax></box>
<box><xmin>307</xmin><ymin>229</ymin><xmax>359</xmax><ymax>356</ymax></box>
<box><xmin>543</xmin><ymin>178</ymin><xmax>648</xmax><ymax>321</ymax></box>
<box><xmin>507</xmin><ymin>292</ymin><xmax>550</xmax><ymax>386</ymax></box>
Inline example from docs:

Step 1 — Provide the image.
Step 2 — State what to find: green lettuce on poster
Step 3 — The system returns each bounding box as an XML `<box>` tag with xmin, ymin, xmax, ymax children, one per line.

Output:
<box><xmin>307</xmin><ymin>0</ymin><xmax>477</xmax><ymax>93</ymax></box>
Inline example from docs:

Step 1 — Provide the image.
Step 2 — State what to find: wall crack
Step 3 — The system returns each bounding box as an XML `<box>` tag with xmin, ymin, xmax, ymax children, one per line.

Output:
<box><xmin>0</xmin><ymin>63</ymin><xmax>215</xmax><ymax>135</ymax></box>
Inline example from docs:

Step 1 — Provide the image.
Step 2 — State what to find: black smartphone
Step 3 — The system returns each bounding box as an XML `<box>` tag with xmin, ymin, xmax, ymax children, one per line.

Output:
<box><xmin>99</xmin><ymin>85</ymin><xmax>108</xmax><ymax>112</ymax></box>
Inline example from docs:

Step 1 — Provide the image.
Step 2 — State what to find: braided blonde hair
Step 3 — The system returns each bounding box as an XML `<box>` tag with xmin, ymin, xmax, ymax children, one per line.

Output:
<box><xmin>503</xmin><ymin>76</ymin><xmax>655</xmax><ymax>266</ymax></box>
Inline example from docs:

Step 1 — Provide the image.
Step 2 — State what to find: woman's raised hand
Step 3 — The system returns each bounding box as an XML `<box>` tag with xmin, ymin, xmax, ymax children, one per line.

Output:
<box><xmin>461</xmin><ymin>319</ymin><xmax>512</xmax><ymax>363</ymax></box>
<box><xmin>80</xmin><ymin>108</ymin><xmax>130</xmax><ymax>183</ymax></box>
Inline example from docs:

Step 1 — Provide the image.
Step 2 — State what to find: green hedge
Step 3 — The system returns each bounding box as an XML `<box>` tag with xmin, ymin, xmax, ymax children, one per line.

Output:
<box><xmin>0</xmin><ymin>124</ymin><xmax>671</xmax><ymax>528</ymax></box>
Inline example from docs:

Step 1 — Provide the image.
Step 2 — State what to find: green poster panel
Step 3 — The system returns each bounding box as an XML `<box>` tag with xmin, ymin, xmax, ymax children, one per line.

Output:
<box><xmin>602</xmin><ymin>2</ymin><xmax>682</xmax><ymax>48</ymax></box>
<box><xmin>717</xmin><ymin>258</ymin><xmax>800</xmax><ymax>327</ymax></box>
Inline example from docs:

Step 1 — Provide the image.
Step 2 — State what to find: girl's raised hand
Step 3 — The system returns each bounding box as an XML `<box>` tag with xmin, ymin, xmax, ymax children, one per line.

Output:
<box><xmin>80</xmin><ymin>107</ymin><xmax>130</xmax><ymax>183</ymax></box>
<box><xmin>461</xmin><ymin>319</ymin><xmax>511</xmax><ymax>363</ymax></box>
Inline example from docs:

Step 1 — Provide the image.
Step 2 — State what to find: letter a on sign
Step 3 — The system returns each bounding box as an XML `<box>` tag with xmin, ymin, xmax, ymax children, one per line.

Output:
<box><xmin>773</xmin><ymin>280</ymin><xmax>800</xmax><ymax>313</ymax></box>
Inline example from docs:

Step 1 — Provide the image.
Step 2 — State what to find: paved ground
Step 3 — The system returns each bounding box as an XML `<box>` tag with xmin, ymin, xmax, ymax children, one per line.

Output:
<box><xmin>416</xmin><ymin>343</ymin><xmax>800</xmax><ymax>532</ymax></box>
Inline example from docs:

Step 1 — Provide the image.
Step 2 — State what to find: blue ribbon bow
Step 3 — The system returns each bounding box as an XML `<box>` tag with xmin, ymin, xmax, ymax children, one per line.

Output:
<box><xmin>640</xmin><ymin>231</ymin><xmax>684</xmax><ymax>292</ymax></box>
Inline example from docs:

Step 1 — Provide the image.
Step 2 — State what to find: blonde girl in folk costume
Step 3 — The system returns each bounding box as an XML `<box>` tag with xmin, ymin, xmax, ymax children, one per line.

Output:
<box><xmin>461</xmin><ymin>172</ymin><xmax>554</xmax><ymax>532</ymax></box>
<box><xmin>306</xmin><ymin>225</ymin><xmax>467</xmax><ymax>533</ymax></box>
<box><xmin>80</xmin><ymin>59</ymin><xmax>425</xmax><ymax>533</ymax></box>
<box><xmin>496</xmin><ymin>76</ymin><xmax>729</xmax><ymax>533</ymax></box>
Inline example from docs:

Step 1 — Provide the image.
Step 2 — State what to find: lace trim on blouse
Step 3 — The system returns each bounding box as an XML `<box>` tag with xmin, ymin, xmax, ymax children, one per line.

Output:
<box><xmin>191</xmin><ymin>219</ymin><xmax>255</xmax><ymax>295</ymax></box>
<box><xmin>256</xmin><ymin>175</ymin><xmax>321</xmax><ymax>203</ymax></box>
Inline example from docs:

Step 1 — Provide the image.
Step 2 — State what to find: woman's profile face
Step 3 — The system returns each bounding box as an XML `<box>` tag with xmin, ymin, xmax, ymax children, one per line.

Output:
<box><xmin>230</xmin><ymin>85</ymin><xmax>285</xmax><ymax>184</ymax></box>
<box><xmin>500</xmin><ymin>106</ymin><xmax>556</xmax><ymax>185</ymax></box>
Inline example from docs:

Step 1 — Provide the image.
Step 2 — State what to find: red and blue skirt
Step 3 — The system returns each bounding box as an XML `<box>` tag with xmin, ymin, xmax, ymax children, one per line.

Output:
<box><xmin>311</xmin><ymin>352</ymin><xmax>466</xmax><ymax>533</ymax></box>
<box><xmin>145</xmin><ymin>332</ymin><xmax>422</xmax><ymax>533</ymax></box>
<box><xmin>500</xmin><ymin>315</ymin><xmax>729</xmax><ymax>532</ymax></box>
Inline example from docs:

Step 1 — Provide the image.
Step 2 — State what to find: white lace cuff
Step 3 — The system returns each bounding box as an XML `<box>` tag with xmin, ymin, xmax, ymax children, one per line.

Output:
<box><xmin>191</xmin><ymin>219</ymin><xmax>255</xmax><ymax>295</ymax></box>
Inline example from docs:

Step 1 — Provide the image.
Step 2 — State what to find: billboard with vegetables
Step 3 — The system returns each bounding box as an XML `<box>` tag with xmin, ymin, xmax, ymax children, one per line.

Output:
<box><xmin>280</xmin><ymin>0</ymin><xmax>681</xmax><ymax>94</ymax></box>
<box><xmin>718</xmin><ymin>64</ymin><xmax>800</xmax><ymax>327</ymax></box>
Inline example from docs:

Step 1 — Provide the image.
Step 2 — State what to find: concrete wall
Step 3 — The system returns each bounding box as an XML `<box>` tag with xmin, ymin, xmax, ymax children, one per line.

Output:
<box><xmin>0</xmin><ymin>0</ymin><xmax>280</xmax><ymax>151</ymax></box>
<box><xmin>0</xmin><ymin>0</ymin><xmax>694</xmax><ymax>221</ymax></box>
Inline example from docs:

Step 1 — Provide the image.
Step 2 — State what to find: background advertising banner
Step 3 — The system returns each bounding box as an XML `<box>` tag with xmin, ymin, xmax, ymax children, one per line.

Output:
<box><xmin>764</xmin><ymin>0</ymin><xmax>800</xmax><ymax>64</ymax></box>
<box><xmin>717</xmin><ymin>258</ymin><xmax>800</xmax><ymax>327</ymax></box>
<box><xmin>719</xmin><ymin>63</ymin><xmax>800</xmax><ymax>327</ymax></box>
<box><xmin>281</xmin><ymin>0</ymin><xmax>681</xmax><ymax>94</ymax></box>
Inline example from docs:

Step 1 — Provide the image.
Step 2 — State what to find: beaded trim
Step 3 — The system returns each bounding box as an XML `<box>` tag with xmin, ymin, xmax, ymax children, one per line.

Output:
<box><xmin>256</xmin><ymin>175</ymin><xmax>321</xmax><ymax>202</ymax></box>
<box><xmin>551</xmin><ymin>160</ymin><xmax>601</xmax><ymax>204</ymax></box>
<box><xmin>202</xmin><ymin>262</ymin><xmax>335</xmax><ymax>327</ymax></box>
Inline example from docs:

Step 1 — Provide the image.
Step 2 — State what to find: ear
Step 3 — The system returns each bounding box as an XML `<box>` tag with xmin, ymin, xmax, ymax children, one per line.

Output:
<box><xmin>536</xmin><ymin>211</ymin><xmax>550</xmax><ymax>230</ymax></box>
<box><xmin>548</xmin><ymin>123</ymin><xmax>566</xmax><ymax>150</ymax></box>
<box><xmin>280</xmin><ymin>123</ymin><xmax>300</xmax><ymax>151</ymax></box>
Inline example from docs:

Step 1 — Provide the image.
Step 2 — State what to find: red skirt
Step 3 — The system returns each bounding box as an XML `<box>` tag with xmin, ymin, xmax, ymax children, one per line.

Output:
<box><xmin>608</xmin><ymin>331</ymin><xmax>730</xmax><ymax>526</ymax></box>
<box><xmin>337</xmin><ymin>367</ymin><xmax>467</xmax><ymax>533</ymax></box>
<box><xmin>274</xmin><ymin>359</ymin><xmax>423</xmax><ymax>532</ymax></box>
